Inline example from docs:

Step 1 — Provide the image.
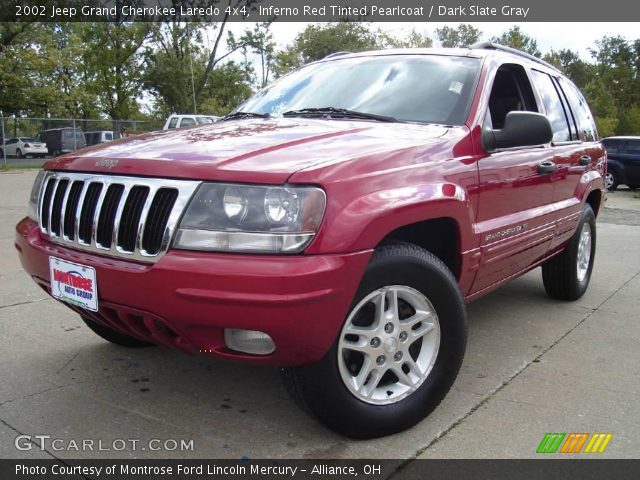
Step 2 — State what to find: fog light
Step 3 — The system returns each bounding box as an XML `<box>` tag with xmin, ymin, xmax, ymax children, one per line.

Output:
<box><xmin>224</xmin><ymin>329</ymin><xmax>275</xmax><ymax>355</ymax></box>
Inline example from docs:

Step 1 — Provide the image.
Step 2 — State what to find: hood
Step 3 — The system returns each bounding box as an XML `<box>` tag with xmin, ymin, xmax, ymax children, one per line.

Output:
<box><xmin>46</xmin><ymin>117</ymin><xmax>450</xmax><ymax>184</ymax></box>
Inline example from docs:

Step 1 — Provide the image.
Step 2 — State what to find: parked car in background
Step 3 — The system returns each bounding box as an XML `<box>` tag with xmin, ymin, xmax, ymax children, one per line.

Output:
<box><xmin>85</xmin><ymin>130</ymin><xmax>116</xmax><ymax>147</ymax></box>
<box><xmin>601</xmin><ymin>136</ymin><xmax>640</xmax><ymax>190</ymax></box>
<box><xmin>1</xmin><ymin>137</ymin><xmax>48</xmax><ymax>158</ymax></box>
<box><xmin>37</xmin><ymin>128</ymin><xmax>87</xmax><ymax>156</ymax></box>
<box><xmin>163</xmin><ymin>114</ymin><xmax>219</xmax><ymax>130</ymax></box>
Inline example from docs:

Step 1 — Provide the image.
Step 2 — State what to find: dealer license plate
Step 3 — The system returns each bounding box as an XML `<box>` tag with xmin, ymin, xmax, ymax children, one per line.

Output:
<box><xmin>49</xmin><ymin>257</ymin><xmax>98</xmax><ymax>312</ymax></box>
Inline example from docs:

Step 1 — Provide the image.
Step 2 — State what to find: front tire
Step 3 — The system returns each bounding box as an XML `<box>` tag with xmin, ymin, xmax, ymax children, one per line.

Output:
<box><xmin>16</xmin><ymin>149</ymin><xmax>23</xmax><ymax>159</ymax></box>
<box><xmin>542</xmin><ymin>204</ymin><xmax>596</xmax><ymax>301</ymax></box>
<box><xmin>282</xmin><ymin>244</ymin><xmax>467</xmax><ymax>439</ymax></box>
<box><xmin>81</xmin><ymin>316</ymin><xmax>154</xmax><ymax>348</ymax></box>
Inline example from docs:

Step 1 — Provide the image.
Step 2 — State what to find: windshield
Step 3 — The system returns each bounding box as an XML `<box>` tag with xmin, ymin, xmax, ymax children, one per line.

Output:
<box><xmin>238</xmin><ymin>55</ymin><xmax>480</xmax><ymax>125</ymax></box>
<box><xmin>196</xmin><ymin>116</ymin><xmax>214</xmax><ymax>124</ymax></box>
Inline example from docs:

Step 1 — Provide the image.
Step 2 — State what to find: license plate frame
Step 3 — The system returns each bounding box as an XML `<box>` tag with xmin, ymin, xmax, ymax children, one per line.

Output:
<box><xmin>49</xmin><ymin>257</ymin><xmax>98</xmax><ymax>312</ymax></box>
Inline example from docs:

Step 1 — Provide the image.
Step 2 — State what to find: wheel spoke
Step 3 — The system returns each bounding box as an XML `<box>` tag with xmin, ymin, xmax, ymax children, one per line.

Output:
<box><xmin>387</xmin><ymin>288</ymin><xmax>400</xmax><ymax>321</ymax></box>
<box><xmin>361</xmin><ymin>368</ymin><xmax>383</xmax><ymax>398</ymax></box>
<box><xmin>401</xmin><ymin>310</ymin><xmax>432</xmax><ymax>328</ymax></box>
<box><xmin>410</xmin><ymin>320</ymin><xmax>436</xmax><ymax>339</ymax></box>
<box><xmin>403</xmin><ymin>355</ymin><xmax>423</xmax><ymax>377</ymax></box>
<box><xmin>342</xmin><ymin>336</ymin><xmax>370</xmax><ymax>354</ymax></box>
<box><xmin>392</xmin><ymin>365</ymin><xmax>416</xmax><ymax>387</ymax></box>
<box><xmin>344</xmin><ymin>324</ymin><xmax>376</xmax><ymax>341</ymax></box>
<box><xmin>374</xmin><ymin>291</ymin><xmax>387</xmax><ymax>327</ymax></box>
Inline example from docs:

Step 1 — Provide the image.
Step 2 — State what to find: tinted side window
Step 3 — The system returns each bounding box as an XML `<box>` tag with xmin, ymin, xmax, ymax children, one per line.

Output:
<box><xmin>531</xmin><ymin>70</ymin><xmax>572</xmax><ymax>142</ymax></box>
<box><xmin>559</xmin><ymin>78</ymin><xmax>597</xmax><ymax>141</ymax></box>
<box><xmin>168</xmin><ymin>117</ymin><xmax>178</xmax><ymax>129</ymax></box>
<box><xmin>180</xmin><ymin>118</ymin><xmax>196</xmax><ymax>127</ymax></box>
<box><xmin>105</xmin><ymin>133</ymin><xmax>113</xmax><ymax>141</ymax></box>
<box><xmin>602</xmin><ymin>140</ymin><xmax>621</xmax><ymax>153</ymax></box>
<box><xmin>625</xmin><ymin>140</ymin><xmax>640</xmax><ymax>155</ymax></box>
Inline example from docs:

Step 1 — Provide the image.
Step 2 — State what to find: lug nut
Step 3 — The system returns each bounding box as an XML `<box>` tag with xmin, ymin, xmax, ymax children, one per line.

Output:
<box><xmin>399</xmin><ymin>331</ymin><xmax>408</xmax><ymax>342</ymax></box>
<box><xmin>394</xmin><ymin>352</ymin><xmax>403</xmax><ymax>361</ymax></box>
<box><xmin>384</xmin><ymin>323</ymin><xmax>394</xmax><ymax>334</ymax></box>
<box><xmin>370</xmin><ymin>337</ymin><xmax>381</xmax><ymax>348</ymax></box>
<box><xmin>376</xmin><ymin>355</ymin><xmax>386</xmax><ymax>366</ymax></box>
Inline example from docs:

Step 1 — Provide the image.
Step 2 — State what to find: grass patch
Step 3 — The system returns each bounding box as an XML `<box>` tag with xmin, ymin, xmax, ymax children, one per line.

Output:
<box><xmin>0</xmin><ymin>163</ymin><xmax>42</xmax><ymax>172</ymax></box>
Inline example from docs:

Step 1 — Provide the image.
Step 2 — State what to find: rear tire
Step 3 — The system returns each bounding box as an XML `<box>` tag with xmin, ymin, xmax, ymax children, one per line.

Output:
<box><xmin>542</xmin><ymin>204</ymin><xmax>596</xmax><ymax>301</ymax></box>
<box><xmin>604</xmin><ymin>170</ymin><xmax>618</xmax><ymax>191</ymax></box>
<box><xmin>281</xmin><ymin>244</ymin><xmax>467</xmax><ymax>439</ymax></box>
<box><xmin>81</xmin><ymin>316</ymin><xmax>154</xmax><ymax>348</ymax></box>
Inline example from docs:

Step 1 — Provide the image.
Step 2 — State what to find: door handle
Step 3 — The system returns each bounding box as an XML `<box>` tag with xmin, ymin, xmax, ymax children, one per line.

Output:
<box><xmin>538</xmin><ymin>161</ymin><xmax>557</xmax><ymax>174</ymax></box>
<box><xmin>579</xmin><ymin>155</ymin><xmax>592</xmax><ymax>166</ymax></box>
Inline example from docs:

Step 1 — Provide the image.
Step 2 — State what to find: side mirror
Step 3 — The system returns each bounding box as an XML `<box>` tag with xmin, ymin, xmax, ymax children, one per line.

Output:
<box><xmin>483</xmin><ymin>111</ymin><xmax>553</xmax><ymax>151</ymax></box>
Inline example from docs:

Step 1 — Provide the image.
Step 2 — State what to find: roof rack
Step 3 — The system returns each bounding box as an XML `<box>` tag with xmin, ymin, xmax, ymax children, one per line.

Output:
<box><xmin>470</xmin><ymin>41</ymin><xmax>561</xmax><ymax>73</ymax></box>
<box><xmin>323</xmin><ymin>51</ymin><xmax>351</xmax><ymax>59</ymax></box>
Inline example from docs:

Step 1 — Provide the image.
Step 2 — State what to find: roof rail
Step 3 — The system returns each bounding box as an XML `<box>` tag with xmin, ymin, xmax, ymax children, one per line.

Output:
<box><xmin>323</xmin><ymin>51</ymin><xmax>351</xmax><ymax>59</ymax></box>
<box><xmin>469</xmin><ymin>41</ymin><xmax>561</xmax><ymax>73</ymax></box>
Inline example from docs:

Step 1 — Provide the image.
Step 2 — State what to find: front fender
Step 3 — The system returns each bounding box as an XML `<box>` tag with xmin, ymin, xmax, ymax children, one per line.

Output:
<box><xmin>306</xmin><ymin>182</ymin><xmax>475</xmax><ymax>254</ymax></box>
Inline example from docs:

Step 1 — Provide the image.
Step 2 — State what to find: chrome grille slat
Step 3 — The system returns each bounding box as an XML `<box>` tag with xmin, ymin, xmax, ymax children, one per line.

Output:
<box><xmin>91</xmin><ymin>181</ymin><xmax>109</xmax><ymax>249</ymax></box>
<box><xmin>72</xmin><ymin>181</ymin><xmax>90</xmax><ymax>242</ymax></box>
<box><xmin>37</xmin><ymin>172</ymin><xmax>200</xmax><ymax>263</ymax></box>
<box><xmin>63</xmin><ymin>181</ymin><xmax>84</xmax><ymax>240</ymax></box>
<box><xmin>58</xmin><ymin>179</ymin><xmax>73</xmax><ymax>239</ymax></box>
<box><xmin>112</xmin><ymin>184</ymin><xmax>133</xmax><ymax>251</ymax></box>
<box><xmin>47</xmin><ymin>178</ymin><xmax>61</xmax><ymax>235</ymax></box>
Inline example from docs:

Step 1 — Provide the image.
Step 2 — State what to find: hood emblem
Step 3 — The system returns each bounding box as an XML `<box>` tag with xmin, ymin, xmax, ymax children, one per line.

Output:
<box><xmin>95</xmin><ymin>158</ymin><xmax>119</xmax><ymax>169</ymax></box>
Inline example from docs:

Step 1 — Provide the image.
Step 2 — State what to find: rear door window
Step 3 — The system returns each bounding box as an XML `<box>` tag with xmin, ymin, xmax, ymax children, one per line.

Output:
<box><xmin>168</xmin><ymin>117</ymin><xmax>178</xmax><ymax>128</ymax></box>
<box><xmin>531</xmin><ymin>70</ymin><xmax>572</xmax><ymax>143</ymax></box>
<box><xmin>558</xmin><ymin>78</ymin><xmax>598</xmax><ymax>141</ymax></box>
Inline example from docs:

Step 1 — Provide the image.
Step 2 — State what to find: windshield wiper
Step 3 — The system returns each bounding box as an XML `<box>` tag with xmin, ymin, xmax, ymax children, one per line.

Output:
<box><xmin>220</xmin><ymin>111</ymin><xmax>272</xmax><ymax>121</ymax></box>
<box><xmin>282</xmin><ymin>107</ymin><xmax>399</xmax><ymax>123</ymax></box>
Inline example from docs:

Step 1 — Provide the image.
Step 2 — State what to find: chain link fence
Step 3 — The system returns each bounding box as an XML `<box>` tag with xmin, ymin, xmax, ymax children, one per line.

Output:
<box><xmin>1</xmin><ymin>117</ymin><xmax>164</xmax><ymax>165</ymax></box>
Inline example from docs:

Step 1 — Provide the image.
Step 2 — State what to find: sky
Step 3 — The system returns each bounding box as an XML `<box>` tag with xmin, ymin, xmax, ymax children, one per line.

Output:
<box><xmin>226</xmin><ymin>22</ymin><xmax>640</xmax><ymax>59</ymax></box>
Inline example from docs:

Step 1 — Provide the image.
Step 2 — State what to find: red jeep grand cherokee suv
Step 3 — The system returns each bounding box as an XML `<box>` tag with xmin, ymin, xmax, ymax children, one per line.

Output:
<box><xmin>16</xmin><ymin>43</ymin><xmax>605</xmax><ymax>438</ymax></box>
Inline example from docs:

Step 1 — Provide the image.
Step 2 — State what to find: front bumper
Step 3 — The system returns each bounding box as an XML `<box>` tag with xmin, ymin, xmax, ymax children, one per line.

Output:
<box><xmin>16</xmin><ymin>217</ymin><xmax>371</xmax><ymax>366</ymax></box>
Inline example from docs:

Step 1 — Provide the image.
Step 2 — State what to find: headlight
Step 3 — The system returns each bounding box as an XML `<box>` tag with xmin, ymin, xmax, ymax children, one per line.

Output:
<box><xmin>27</xmin><ymin>170</ymin><xmax>48</xmax><ymax>221</ymax></box>
<box><xmin>174</xmin><ymin>183</ymin><xmax>326</xmax><ymax>253</ymax></box>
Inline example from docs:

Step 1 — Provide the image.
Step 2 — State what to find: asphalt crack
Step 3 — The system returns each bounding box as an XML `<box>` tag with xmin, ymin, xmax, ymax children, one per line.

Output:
<box><xmin>388</xmin><ymin>269</ymin><xmax>640</xmax><ymax>479</ymax></box>
<box><xmin>0</xmin><ymin>298</ymin><xmax>49</xmax><ymax>310</ymax></box>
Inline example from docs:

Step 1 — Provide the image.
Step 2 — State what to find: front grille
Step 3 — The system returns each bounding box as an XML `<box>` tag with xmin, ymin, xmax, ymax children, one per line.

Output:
<box><xmin>38</xmin><ymin>172</ymin><xmax>200</xmax><ymax>262</ymax></box>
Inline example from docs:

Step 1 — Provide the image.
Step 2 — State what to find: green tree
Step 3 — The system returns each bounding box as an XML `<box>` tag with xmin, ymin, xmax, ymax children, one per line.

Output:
<box><xmin>436</xmin><ymin>24</ymin><xmax>481</xmax><ymax>48</ymax></box>
<box><xmin>583</xmin><ymin>79</ymin><xmax>619</xmax><ymax>137</ymax></box>
<box><xmin>143</xmin><ymin>22</ymin><xmax>204</xmax><ymax>116</ymax></box>
<box><xmin>291</xmin><ymin>23</ymin><xmax>381</xmax><ymax>64</ymax></box>
<box><xmin>492</xmin><ymin>26</ymin><xmax>541</xmax><ymax>57</ymax></box>
<box><xmin>543</xmin><ymin>49</ymin><xmax>592</xmax><ymax>88</ymax></box>
<box><xmin>237</xmin><ymin>22</ymin><xmax>276</xmax><ymax>87</ymax></box>
<box><xmin>196</xmin><ymin>61</ymin><xmax>253</xmax><ymax>115</ymax></box>
<box><xmin>78</xmin><ymin>21</ymin><xmax>152</xmax><ymax>128</ymax></box>
<box><xmin>382</xmin><ymin>28</ymin><xmax>433</xmax><ymax>48</ymax></box>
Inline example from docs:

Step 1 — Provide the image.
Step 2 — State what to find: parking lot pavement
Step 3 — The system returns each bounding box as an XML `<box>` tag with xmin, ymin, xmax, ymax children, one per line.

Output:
<box><xmin>1</xmin><ymin>169</ymin><xmax>638</xmax><ymax>462</ymax></box>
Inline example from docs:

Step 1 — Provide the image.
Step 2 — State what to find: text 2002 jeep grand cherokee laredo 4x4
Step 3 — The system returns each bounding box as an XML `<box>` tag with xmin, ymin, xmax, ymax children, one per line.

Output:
<box><xmin>16</xmin><ymin>43</ymin><xmax>605</xmax><ymax>439</ymax></box>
